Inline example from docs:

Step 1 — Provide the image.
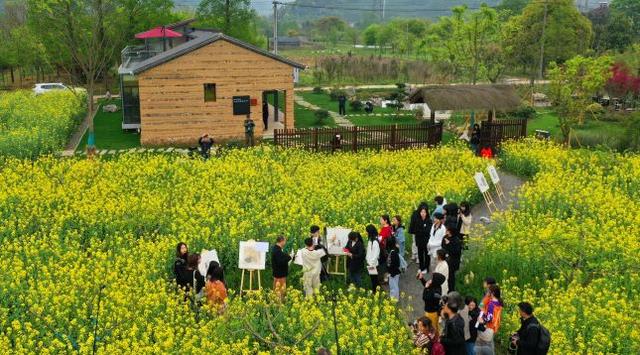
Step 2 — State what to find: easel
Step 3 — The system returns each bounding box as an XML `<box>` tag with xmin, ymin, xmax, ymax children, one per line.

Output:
<box><xmin>327</xmin><ymin>254</ymin><xmax>347</xmax><ymax>280</ymax></box>
<box><xmin>240</xmin><ymin>269</ymin><xmax>262</xmax><ymax>293</ymax></box>
<box><xmin>475</xmin><ymin>172</ymin><xmax>498</xmax><ymax>214</ymax></box>
<box><xmin>487</xmin><ymin>165</ymin><xmax>506</xmax><ymax>204</ymax></box>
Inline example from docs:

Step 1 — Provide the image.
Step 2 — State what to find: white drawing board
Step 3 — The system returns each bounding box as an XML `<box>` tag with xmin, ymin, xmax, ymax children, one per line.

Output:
<box><xmin>325</xmin><ymin>227</ymin><xmax>352</xmax><ymax>255</ymax></box>
<box><xmin>238</xmin><ymin>241</ymin><xmax>269</xmax><ymax>270</ymax></box>
<box><xmin>474</xmin><ymin>172</ymin><xmax>490</xmax><ymax>193</ymax></box>
<box><xmin>487</xmin><ymin>165</ymin><xmax>500</xmax><ymax>184</ymax></box>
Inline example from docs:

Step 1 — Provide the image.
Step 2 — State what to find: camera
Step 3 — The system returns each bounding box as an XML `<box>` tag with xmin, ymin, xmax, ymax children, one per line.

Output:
<box><xmin>508</xmin><ymin>333</ymin><xmax>519</xmax><ymax>354</ymax></box>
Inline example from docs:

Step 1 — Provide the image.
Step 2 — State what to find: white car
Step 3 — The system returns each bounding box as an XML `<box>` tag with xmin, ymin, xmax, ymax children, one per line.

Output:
<box><xmin>33</xmin><ymin>83</ymin><xmax>70</xmax><ymax>95</ymax></box>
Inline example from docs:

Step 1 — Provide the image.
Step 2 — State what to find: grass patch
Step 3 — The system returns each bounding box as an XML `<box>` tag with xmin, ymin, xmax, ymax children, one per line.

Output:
<box><xmin>300</xmin><ymin>91</ymin><xmax>411</xmax><ymax>116</ymax></box>
<box><xmin>349</xmin><ymin>114</ymin><xmax>418</xmax><ymax>126</ymax></box>
<box><xmin>294</xmin><ymin>102</ymin><xmax>336</xmax><ymax>128</ymax></box>
<box><xmin>77</xmin><ymin>99</ymin><xmax>140</xmax><ymax>151</ymax></box>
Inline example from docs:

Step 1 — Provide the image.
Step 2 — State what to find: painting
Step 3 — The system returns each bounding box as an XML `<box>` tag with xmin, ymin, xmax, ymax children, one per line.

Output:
<box><xmin>474</xmin><ymin>172</ymin><xmax>490</xmax><ymax>193</ymax></box>
<box><xmin>238</xmin><ymin>241</ymin><xmax>269</xmax><ymax>270</ymax></box>
<box><xmin>487</xmin><ymin>165</ymin><xmax>500</xmax><ymax>184</ymax></box>
<box><xmin>198</xmin><ymin>249</ymin><xmax>220</xmax><ymax>276</ymax></box>
<box><xmin>326</xmin><ymin>227</ymin><xmax>352</xmax><ymax>255</ymax></box>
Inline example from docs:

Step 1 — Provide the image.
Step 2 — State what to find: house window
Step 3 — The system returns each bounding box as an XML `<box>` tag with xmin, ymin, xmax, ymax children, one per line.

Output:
<box><xmin>204</xmin><ymin>83</ymin><xmax>216</xmax><ymax>102</ymax></box>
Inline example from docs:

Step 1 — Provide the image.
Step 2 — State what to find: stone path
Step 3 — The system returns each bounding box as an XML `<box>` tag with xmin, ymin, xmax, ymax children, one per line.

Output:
<box><xmin>398</xmin><ymin>171</ymin><xmax>526</xmax><ymax>322</ymax></box>
<box><xmin>294</xmin><ymin>95</ymin><xmax>353</xmax><ymax>127</ymax></box>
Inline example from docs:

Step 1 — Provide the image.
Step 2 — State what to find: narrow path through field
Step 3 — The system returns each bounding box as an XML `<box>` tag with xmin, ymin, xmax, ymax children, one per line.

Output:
<box><xmin>399</xmin><ymin>171</ymin><xmax>526</xmax><ymax>321</ymax></box>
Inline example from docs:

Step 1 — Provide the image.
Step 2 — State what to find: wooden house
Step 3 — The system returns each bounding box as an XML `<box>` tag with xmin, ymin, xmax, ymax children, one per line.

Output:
<box><xmin>118</xmin><ymin>22</ymin><xmax>306</xmax><ymax>146</ymax></box>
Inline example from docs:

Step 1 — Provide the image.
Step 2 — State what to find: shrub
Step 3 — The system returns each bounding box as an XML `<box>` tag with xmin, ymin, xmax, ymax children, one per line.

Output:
<box><xmin>312</xmin><ymin>86</ymin><xmax>324</xmax><ymax>94</ymax></box>
<box><xmin>314</xmin><ymin>109</ymin><xmax>330</xmax><ymax>124</ymax></box>
<box><xmin>329</xmin><ymin>88</ymin><xmax>346</xmax><ymax>101</ymax></box>
<box><xmin>349</xmin><ymin>100</ymin><xmax>363</xmax><ymax>112</ymax></box>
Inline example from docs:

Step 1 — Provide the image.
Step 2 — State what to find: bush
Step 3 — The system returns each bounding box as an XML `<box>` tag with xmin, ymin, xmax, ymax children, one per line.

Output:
<box><xmin>501</xmin><ymin>105</ymin><xmax>536</xmax><ymax>120</ymax></box>
<box><xmin>329</xmin><ymin>88</ymin><xmax>346</xmax><ymax>101</ymax></box>
<box><xmin>349</xmin><ymin>100</ymin><xmax>363</xmax><ymax>112</ymax></box>
<box><xmin>0</xmin><ymin>90</ymin><xmax>86</xmax><ymax>158</ymax></box>
<box><xmin>312</xmin><ymin>86</ymin><xmax>324</xmax><ymax>94</ymax></box>
<box><xmin>314</xmin><ymin>109</ymin><xmax>330</xmax><ymax>124</ymax></box>
<box><xmin>622</xmin><ymin>113</ymin><xmax>640</xmax><ymax>151</ymax></box>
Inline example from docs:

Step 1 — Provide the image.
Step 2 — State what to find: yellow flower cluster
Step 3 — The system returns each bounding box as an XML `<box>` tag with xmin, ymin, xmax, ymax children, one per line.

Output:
<box><xmin>463</xmin><ymin>139</ymin><xmax>640</xmax><ymax>354</ymax></box>
<box><xmin>0</xmin><ymin>90</ymin><xmax>85</xmax><ymax>158</ymax></box>
<box><xmin>0</xmin><ymin>146</ymin><xmax>485</xmax><ymax>353</ymax></box>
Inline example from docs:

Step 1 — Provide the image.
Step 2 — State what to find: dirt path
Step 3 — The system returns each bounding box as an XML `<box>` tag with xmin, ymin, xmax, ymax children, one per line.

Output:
<box><xmin>399</xmin><ymin>171</ymin><xmax>525</xmax><ymax>321</ymax></box>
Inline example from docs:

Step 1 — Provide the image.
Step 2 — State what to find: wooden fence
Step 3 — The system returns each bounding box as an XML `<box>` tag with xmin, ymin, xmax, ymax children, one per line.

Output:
<box><xmin>274</xmin><ymin>123</ymin><xmax>443</xmax><ymax>152</ymax></box>
<box><xmin>479</xmin><ymin>118</ymin><xmax>528</xmax><ymax>149</ymax></box>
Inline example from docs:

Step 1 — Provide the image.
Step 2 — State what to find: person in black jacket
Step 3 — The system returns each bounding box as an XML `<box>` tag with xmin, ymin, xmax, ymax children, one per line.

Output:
<box><xmin>386</xmin><ymin>236</ymin><xmax>401</xmax><ymax>300</ymax></box>
<box><xmin>418</xmin><ymin>272</ymin><xmax>445</xmax><ymax>333</ymax></box>
<box><xmin>186</xmin><ymin>254</ymin><xmax>205</xmax><ymax>296</ymax></box>
<box><xmin>465</xmin><ymin>296</ymin><xmax>480</xmax><ymax>354</ymax></box>
<box><xmin>345</xmin><ymin>231</ymin><xmax>365</xmax><ymax>287</ymax></box>
<box><xmin>513</xmin><ymin>302</ymin><xmax>542</xmax><ymax>355</ymax></box>
<box><xmin>272</xmin><ymin>235</ymin><xmax>292</xmax><ymax>299</ymax></box>
<box><xmin>441</xmin><ymin>300</ymin><xmax>466</xmax><ymax>355</ymax></box>
<box><xmin>442</xmin><ymin>225</ymin><xmax>463</xmax><ymax>292</ymax></box>
<box><xmin>174</xmin><ymin>242</ymin><xmax>190</xmax><ymax>289</ymax></box>
<box><xmin>409</xmin><ymin>204</ymin><xmax>432</xmax><ymax>273</ymax></box>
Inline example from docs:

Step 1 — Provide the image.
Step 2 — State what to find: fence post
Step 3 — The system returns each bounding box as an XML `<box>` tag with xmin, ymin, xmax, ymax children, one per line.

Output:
<box><xmin>521</xmin><ymin>118</ymin><xmax>527</xmax><ymax>137</ymax></box>
<box><xmin>274</xmin><ymin>129</ymin><xmax>278</xmax><ymax>146</ymax></box>
<box><xmin>391</xmin><ymin>124</ymin><xmax>397</xmax><ymax>150</ymax></box>
<box><xmin>313</xmin><ymin>128</ymin><xmax>319</xmax><ymax>152</ymax></box>
<box><xmin>352</xmin><ymin>126</ymin><xmax>358</xmax><ymax>153</ymax></box>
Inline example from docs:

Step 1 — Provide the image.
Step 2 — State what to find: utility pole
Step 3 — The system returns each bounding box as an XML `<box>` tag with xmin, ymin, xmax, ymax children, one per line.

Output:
<box><xmin>382</xmin><ymin>0</ymin><xmax>386</xmax><ymax>20</ymax></box>
<box><xmin>538</xmin><ymin>0</ymin><xmax>548</xmax><ymax>81</ymax></box>
<box><xmin>273</xmin><ymin>1</ymin><xmax>280</xmax><ymax>54</ymax></box>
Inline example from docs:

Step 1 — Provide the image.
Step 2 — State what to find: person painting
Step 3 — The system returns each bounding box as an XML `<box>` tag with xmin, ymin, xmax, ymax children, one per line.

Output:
<box><xmin>345</xmin><ymin>231</ymin><xmax>365</xmax><ymax>287</ymax></box>
<box><xmin>198</xmin><ymin>134</ymin><xmax>214</xmax><ymax>159</ymax></box>
<box><xmin>205</xmin><ymin>265</ymin><xmax>227</xmax><ymax>314</ymax></box>
<box><xmin>262</xmin><ymin>100</ymin><xmax>269</xmax><ymax>130</ymax></box>
<box><xmin>244</xmin><ymin>115</ymin><xmax>256</xmax><ymax>147</ymax></box>
<box><xmin>271</xmin><ymin>235</ymin><xmax>292</xmax><ymax>300</ymax></box>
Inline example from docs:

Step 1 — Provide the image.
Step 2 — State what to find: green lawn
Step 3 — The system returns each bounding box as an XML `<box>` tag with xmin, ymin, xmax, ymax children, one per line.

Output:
<box><xmin>77</xmin><ymin>99</ymin><xmax>140</xmax><ymax>151</ymax></box>
<box><xmin>527</xmin><ymin>109</ymin><xmax>562</xmax><ymax>138</ymax></box>
<box><xmin>349</xmin><ymin>114</ymin><xmax>419</xmax><ymax>126</ymax></box>
<box><xmin>294</xmin><ymin>102</ymin><xmax>337</xmax><ymax>128</ymax></box>
<box><xmin>300</xmin><ymin>91</ymin><xmax>412</xmax><ymax>116</ymax></box>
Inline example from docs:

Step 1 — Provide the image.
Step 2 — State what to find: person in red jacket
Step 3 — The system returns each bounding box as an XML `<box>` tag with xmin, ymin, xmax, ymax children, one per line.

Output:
<box><xmin>379</xmin><ymin>214</ymin><xmax>392</xmax><ymax>249</ymax></box>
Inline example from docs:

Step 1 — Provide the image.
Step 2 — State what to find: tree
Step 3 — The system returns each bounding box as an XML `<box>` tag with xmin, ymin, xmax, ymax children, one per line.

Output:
<box><xmin>503</xmin><ymin>0</ymin><xmax>593</xmax><ymax>82</ymax></box>
<box><xmin>496</xmin><ymin>0</ymin><xmax>529</xmax><ymax>17</ymax></box>
<box><xmin>197</xmin><ymin>0</ymin><xmax>265</xmax><ymax>46</ymax></box>
<box><xmin>362</xmin><ymin>24</ymin><xmax>380</xmax><ymax>46</ymax></box>
<box><xmin>28</xmin><ymin>0</ymin><xmax>121</xmax><ymax>147</ymax></box>
<box><xmin>548</xmin><ymin>55</ymin><xmax>613</xmax><ymax>143</ymax></box>
<box><xmin>312</xmin><ymin>16</ymin><xmax>347</xmax><ymax>47</ymax></box>
<box><xmin>611</xmin><ymin>0</ymin><xmax>640</xmax><ymax>41</ymax></box>
<box><xmin>588</xmin><ymin>5</ymin><xmax>633</xmax><ymax>54</ymax></box>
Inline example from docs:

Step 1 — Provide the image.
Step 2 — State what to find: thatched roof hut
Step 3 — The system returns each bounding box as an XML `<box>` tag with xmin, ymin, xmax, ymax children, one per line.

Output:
<box><xmin>408</xmin><ymin>84</ymin><xmax>522</xmax><ymax>112</ymax></box>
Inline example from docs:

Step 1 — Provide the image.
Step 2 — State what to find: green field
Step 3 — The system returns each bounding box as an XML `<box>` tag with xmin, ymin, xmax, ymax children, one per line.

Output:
<box><xmin>77</xmin><ymin>99</ymin><xmax>141</xmax><ymax>151</ymax></box>
<box><xmin>294</xmin><ymin>102</ymin><xmax>337</xmax><ymax>128</ymax></box>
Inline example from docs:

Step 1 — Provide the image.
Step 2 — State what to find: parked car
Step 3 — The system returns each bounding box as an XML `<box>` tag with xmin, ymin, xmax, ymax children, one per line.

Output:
<box><xmin>33</xmin><ymin>83</ymin><xmax>69</xmax><ymax>95</ymax></box>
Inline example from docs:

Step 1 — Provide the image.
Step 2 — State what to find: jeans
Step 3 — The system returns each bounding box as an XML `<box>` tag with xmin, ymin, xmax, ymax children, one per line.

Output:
<box><xmin>339</xmin><ymin>104</ymin><xmax>346</xmax><ymax>115</ymax></box>
<box><xmin>397</xmin><ymin>239</ymin><xmax>405</xmax><ymax>257</ymax></box>
<box><xmin>388</xmin><ymin>274</ymin><xmax>400</xmax><ymax>300</ymax></box>
<box><xmin>475</xmin><ymin>340</ymin><xmax>495</xmax><ymax>355</ymax></box>
<box><xmin>369</xmin><ymin>274</ymin><xmax>379</xmax><ymax>294</ymax></box>
<box><xmin>465</xmin><ymin>341</ymin><xmax>476</xmax><ymax>355</ymax></box>
<box><xmin>348</xmin><ymin>269</ymin><xmax>361</xmax><ymax>287</ymax></box>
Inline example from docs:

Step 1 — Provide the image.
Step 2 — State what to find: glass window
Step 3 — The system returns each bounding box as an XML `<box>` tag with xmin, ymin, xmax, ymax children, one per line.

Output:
<box><xmin>204</xmin><ymin>83</ymin><xmax>216</xmax><ymax>102</ymax></box>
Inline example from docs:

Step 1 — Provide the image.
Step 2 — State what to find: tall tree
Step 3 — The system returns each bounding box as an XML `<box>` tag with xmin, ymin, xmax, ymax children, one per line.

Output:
<box><xmin>496</xmin><ymin>0</ymin><xmax>529</xmax><ymax>17</ymax></box>
<box><xmin>611</xmin><ymin>0</ymin><xmax>640</xmax><ymax>41</ymax></box>
<box><xmin>588</xmin><ymin>5</ymin><xmax>633</xmax><ymax>54</ymax></box>
<box><xmin>28</xmin><ymin>0</ymin><xmax>120</xmax><ymax>147</ymax></box>
<box><xmin>503</xmin><ymin>0</ymin><xmax>593</xmax><ymax>82</ymax></box>
<box><xmin>548</xmin><ymin>55</ymin><xmax>613</xmax><ymax>143</ymax></box>
<box><xmin>197</xmin><ymin>0</ymin><xmax>265</xmax><ymax>46</ymax></box>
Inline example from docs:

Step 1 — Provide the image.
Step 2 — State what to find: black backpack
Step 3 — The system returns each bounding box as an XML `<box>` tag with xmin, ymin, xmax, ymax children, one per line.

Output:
<box><xmin>528</xmin><ymin>322</ymin><xmax>551</xmax><ymax>355</ymax></box>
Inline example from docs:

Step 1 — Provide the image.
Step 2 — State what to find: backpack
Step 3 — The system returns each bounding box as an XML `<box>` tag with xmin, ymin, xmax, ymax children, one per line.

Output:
<box><xmin>430</xmin><ymin>340</ymin><xmax>445</xmax><ymax>355</ymax></box>
<box><xmin>528</xmin><ymin>322</ymin><xmax>551</xmax><ymax>355</ymax></box>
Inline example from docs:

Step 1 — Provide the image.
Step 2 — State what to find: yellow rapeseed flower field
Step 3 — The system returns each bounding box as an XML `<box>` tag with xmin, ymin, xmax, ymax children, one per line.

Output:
<box><xmin>0</xmin><ymin>146</ymin><xmax>485</xmax><ymax>353</ymax></box>
<box><xmin>463</xmin><ymin>139</ymin><xmax>640</xmax><ymax>354</ymax></box>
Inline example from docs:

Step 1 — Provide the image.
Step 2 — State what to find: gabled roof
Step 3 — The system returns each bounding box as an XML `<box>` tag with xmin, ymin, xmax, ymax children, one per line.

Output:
<box><xmin>120</xmin><ymin>30</ymin><xmax>306</xmax><ymax>75</ymax></box>
<box><xmin>408</xmin><ymin>84</ymin><xmax>522</xmax><ymax>111</ymax></box>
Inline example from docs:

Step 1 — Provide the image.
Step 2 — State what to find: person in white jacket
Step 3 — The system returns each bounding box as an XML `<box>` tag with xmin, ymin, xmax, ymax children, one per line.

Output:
<box><xmin>300</xmin><ymin>237</ymin><xmax>326</xmax><ymax>298</ymax></box>
<box><xmin>427</xmin><ymin>212</ymin><xmax>446</xmax><ymax>271</ymax></box>
<box><xmin>365</xmin><ymin>225</ymin><xmax>381</xmax><ymax>294</ymax></box>
<box><xmin>434</xmin><ymin>249</ymin><xmax>449</xmax><ymax>296</ymax></box>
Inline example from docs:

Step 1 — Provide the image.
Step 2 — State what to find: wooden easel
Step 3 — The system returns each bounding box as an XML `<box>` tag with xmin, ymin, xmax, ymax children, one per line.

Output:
<box><xmin>475</xmin><ymin>172</ymin><xmax>498</xmax><ymax>214</ymax></box>
<box><xmin>487</xmin><ymin>165</ymin><xmax>506</xmax><ymax>204</ymax></box>
<box><xmin>328</xmin><ymin>255</ymin><xmax>347</xmax><ymax>280</ymax></box>
<box><xmin>482</xmin><ymin>189</ymin><xmax>498</xmax><ymax>214</ymax></box>
<box><xmin>240</xmin><ymin>269</ymin><xmax>262</xmax><ymax>293</ymax></box>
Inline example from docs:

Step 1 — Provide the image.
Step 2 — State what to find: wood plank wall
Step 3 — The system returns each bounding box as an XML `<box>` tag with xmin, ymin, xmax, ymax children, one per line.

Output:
<box><xmin>138</xmin><ymin>40</ymin><xmax>296</xmax><ymax>146</ymax></box>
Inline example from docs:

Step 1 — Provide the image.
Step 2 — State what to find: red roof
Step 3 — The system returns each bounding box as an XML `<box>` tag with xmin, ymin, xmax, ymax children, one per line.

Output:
<box><xmin>135</xmin><ymin>26</ymin><xmax>182</xmax><ymax>39</ymax></box>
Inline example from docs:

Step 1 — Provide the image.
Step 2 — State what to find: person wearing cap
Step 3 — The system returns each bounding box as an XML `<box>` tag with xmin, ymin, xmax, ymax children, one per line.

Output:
<box><xmin>309</xmin><ymin>225</ymin><xmax>329</xmax><ymax>282</ymax></box>
<box><xmin>440</xmin><ymin>299</ymin><xmax>466</xmax><ymax>355</ymax></box>
<box><xmin>418</xmin><ymin>271</ymin><xmax>445</xmax><ymax>333</ymax></box>
<box><xmin>300</xmin><ymin>237</ymin><xmax>326</xmax><ymax>297</ymax></box>
<box><xmin>428</xmin><ymin>212</ymin><xmax>446</xmax><ymax>271</ymax></box>
<box><xmin>310</xmin><ymin>225</ymin><xmax>322</xmax><ymax>246</ymax></box>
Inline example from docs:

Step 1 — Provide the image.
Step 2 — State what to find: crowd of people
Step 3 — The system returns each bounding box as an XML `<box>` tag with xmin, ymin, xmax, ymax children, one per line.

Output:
<box><xmin>171</xmin><ymin>195</ymin><xmax>549</xmax><ymax>354</ymax></box>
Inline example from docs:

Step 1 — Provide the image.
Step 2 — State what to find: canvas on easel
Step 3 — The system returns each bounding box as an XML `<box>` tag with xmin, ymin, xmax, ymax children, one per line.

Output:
<box><xmin>487</xmin><ymin>165</ymin><xmax>506</xmax><ymax>203</ymax></box>
<box><xmin>238</xmin><ymin>240</ymin><xmax>268</xmax><ymax>293</ymax></box>
<box><xmin>474</xmin><ymin>172</ymin><xmax>498</xmax><ymax>213</ymax></box>
<box><xmin>325</xmin><ymin>227</ymin><xmax>350</xmax><ymax>279</ymax></box>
